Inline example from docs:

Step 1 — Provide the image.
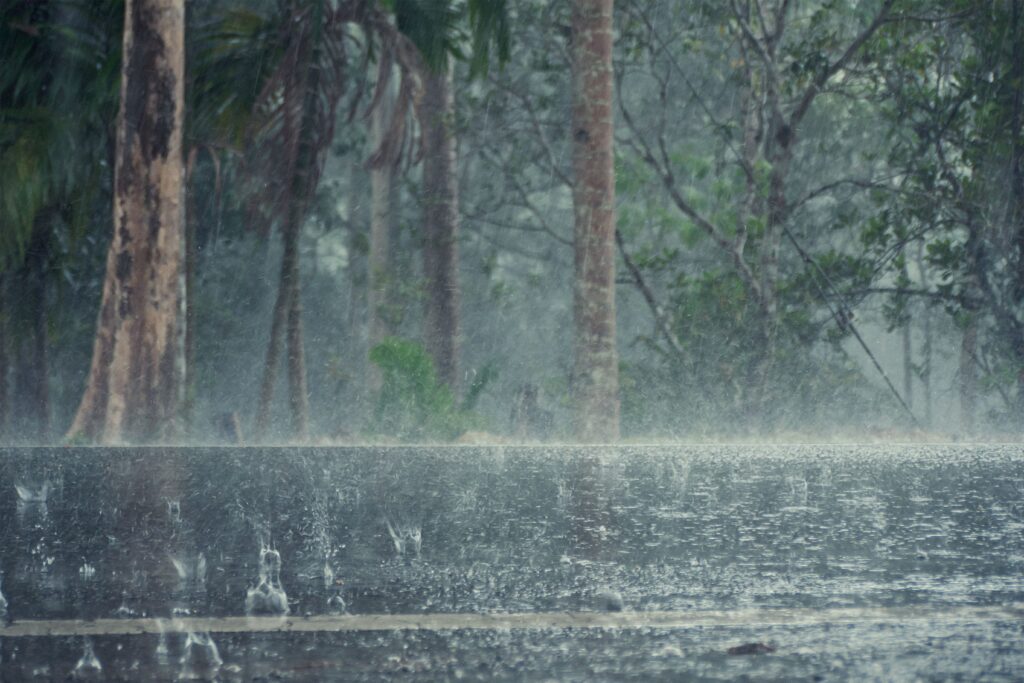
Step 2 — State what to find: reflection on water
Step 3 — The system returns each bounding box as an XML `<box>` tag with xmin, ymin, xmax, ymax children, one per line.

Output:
<box><xmin>0</xmin><ymin>444</ymin><xmax>1021</xmax><ymax>680</ymax></box>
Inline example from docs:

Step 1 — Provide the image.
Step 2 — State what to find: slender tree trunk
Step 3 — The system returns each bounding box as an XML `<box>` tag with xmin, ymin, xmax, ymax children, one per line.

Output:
<box><xmin>368</xmin><ymin>92</ymin><xmax>394</xmax><ymax>395</ymax></box>
<box><xmin>183</xmin><ymin>148</ymin><xmax>198</xmax><ymax>437</ymax></box>
<box><xmin>68</xmin><ymin>0</ymin><xmax>185</xmax><ymax>444</ymax></box>
<box><xmin>285</xmin><ymin>218</ymin><xmax>309</xmax><ymax>440</ymax></box>
<box><xmin>421</xmin><ymin>65</ymin><xmax>461</xmax><ymax>391</ymax></box>
<box><xmin>1009</xmin><ymin>0</ymin><xmax>1024</xmax><ymax>420</ymax></box>
<box><xmin>254</xmin><ymin>241</ymin><xmax>290</xmax><ymax>440</ymax></box>
<box><xmin>916</xmin><ymin>243</ymin><xmax>932</xmax><ymax>427</ymax></box>
<box><xmin>902</xmin><ymin>319</ymin><xmax>914</xmax><ymax>412</ymax></box>
<box><xmin>900</xmin><ymin>253</ymin><xmax>914</xmax><ymax>412</ymax></box>
<box><xmin>570</xmin><ymin>0</ymin><xmax>620</xmax><ymax>441</ymax></box>
<box><xmin>26</xmin><ymin>224</ymin><xmax>50</xmax><ymax>442</ymax></box>
<box><xmin>0</xmin><ymin>274</ymin><xmax>7</xmax><ymax>441</ymax></box>
<box><xmin>960</xmin><ymin>316</ymin><xmax>977</xmax><ymax>437</ymax></box>
<box><xmin>343</xmin><ymin>162</ymin><xmax>369</xmax><ymax>431</ymax></box>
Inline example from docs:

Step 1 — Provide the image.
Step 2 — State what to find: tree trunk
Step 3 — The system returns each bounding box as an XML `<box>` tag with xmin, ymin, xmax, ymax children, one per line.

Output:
<box><xmin>368</xmin><ymin>91</ymin><xmax>394</xmax><ymax>395</ymax></box>
<box><xmin>253</xmin><ymin>240</ymin><xmax>290</xmax><ymax>441</ymax></box>
<box><xmin>68</xmin><ymin>0</ymin><xmax>185</xmax><ymax>444</ymax></box>
<box><xmin>25</xmin><ymin>224</ymin><xmax>50</xmax><ymax>442</ymax></box>
<box><xmin>570</xmin><ymin>0</ymin><xmax>620</xmax><ymax>441</ymax></box>
<box><xmin>0</xmin><ymin>274</ymin><xmax>6</xmax><ymax>441</ymax></box>
<box><xmin>1009</xmin><ymin>0</ymin><xmax>1024</xmax><ymax>419</ymax></box>
<box><xmin>421</xmin><ymin>65</ymin><xmax>461</xmax><ymax>391</ymax></box>
<box><xmin>285</xmin><ymin>218</ymin><xmax>309</xmax><ymax>440</ymax></box>
<box><xmin>960</xmin><ymin>315</ymin><xmax>977</xmax><ymax>436</ymax></box>
<box><xmin>900</xmin><ymin>253</ymin><xmax>914</xmax><ymax>412</ymax></box>
<box><xmin>183</xmin><ymin>148</ymin><xmax>198</xmax><ymax>438</ymax></box>
<box><xmin>916</xmin><ymin>243</ymin><xmax>932</xmax><ymax>427</ymax></box>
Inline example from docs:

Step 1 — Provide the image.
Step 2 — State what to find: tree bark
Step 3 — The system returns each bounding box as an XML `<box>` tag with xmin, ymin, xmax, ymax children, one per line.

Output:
<box><xmin>183</xmin><ymin>147</ymin><xmax>198</xmax><ymax>438</ymax></box>
<box><xmin>570</xmin><ymin>0</ymin><xmax>620</xmax><ymax>441</ymax></box>
<box><xmin>368</xmin><ymin>89</ymin><xmax>394</xmax><ymax>396</ymax></box>
<box><xmin>25</xmin><ymin>223</ymin><xmax>50</xmax><ymax>442</ymax></box>
<box><xmin>0</xmin><ymin>274</ymin><xmax>6</xmax><ymax>441</ymax></box>
<box><xmin>253</xmin><ymin>241</ymin><xmax>290</xmax><ymax>440</ymax></box>
<box><xmin>421</xmin><ymin>65</ymin><xmax>461</xmax><ymax>391</ymax></box>
<box><xmin>67</xmin><ymin>0</ymin><xmax>185</xmax><ymax>444</ymax></box>
<box><xmin>960</xmin><ymin>315</ymin><xmax>977</xmax><ymax>436</ymax></box>
<box><xmin>285</xmin><ymin>217</ymin><xmax>309</xmax><ymax>440</ymax></box>
<box><xmin>901</xmin><ymin>253</ymin><xmax>914</xmax><ymax>412</ymax></box>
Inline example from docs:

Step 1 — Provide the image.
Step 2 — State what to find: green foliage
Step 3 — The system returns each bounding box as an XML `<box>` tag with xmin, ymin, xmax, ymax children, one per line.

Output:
<box><xmin>392</xmin><ymin>0</ymin><xmax>509</xmax><ymax>76</ymax></box>
<box><xmin>0</xmin><ymin>0</ymin><xmax>122</xmax><ymax>272</ymax></box>
<box><xmin>369</xmin><ymin>337</ymin><xmax>484</xmax><ymax>440</ymax></box>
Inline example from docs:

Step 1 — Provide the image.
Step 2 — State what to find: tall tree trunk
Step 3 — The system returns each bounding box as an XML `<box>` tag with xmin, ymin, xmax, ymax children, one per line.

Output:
<box><xmin>25</xmin><ymin>223</ymin><xmax>50</xmax><ymax>442</ymax></box>
<box><xmin>0</xmin><ymin>274</ymin><xmax>7</xmax><ymax>441</ymax></box>
<box><xmin>960</xmin><ymin>315</ymin><xmax>977</xmax><ymax>437</ymax></box>
<box><xmin>1009</xmin><ymin>0</ymin><xmax>1024</xmax><ymax>420</ymax></box>
<box><xmin>254</xmin><ymin>240</ymin><xmax>290</xmax><ymax>441</ymax></box>
<box><xmin>900</xmin><ymin>252</ymin><xmax>914</xmax><ymax>412</ymax></box>
<box><xmin>344</xmin><ymin>162</ymin><xmax>369</xmax><ymax>430</ymax></box>
<box><xmin>916</xmin><ymin>243</ymin><xmax>932</xmax><ymax>427</ymax></box>
<box><xmin>285</xmin><ymin>217</ymin><xmax>309</xmax><ymax>440</ymax></box>
<box><xmin>183</xmin><ymin>148</ymin><xmax>198</xmax><ymax>438</ymax></box>
<box><xmin>368</xmin><ymin>91</ymin><xmax>394</xmax><ymax>396</ymax></box>
<box><xmin>68</xmin><ymin>0</ymin><xmax>185</xmax><ymax>444</ymax></box>
<box><xmin>421</xmin><ymin>65</ymin><xmax>461</xmax><ymax>391</ymax></box>
<box><xmin>570</xmin><ymin>0</ymin><xmax>620</xmax><ymax>441</ymax></box>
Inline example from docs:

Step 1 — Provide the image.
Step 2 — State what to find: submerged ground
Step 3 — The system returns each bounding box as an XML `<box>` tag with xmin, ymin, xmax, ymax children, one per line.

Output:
<box><xmin>0</xmin><ymin>444</ymin><xmax>1022</xmax><ymax>680</ymax></box>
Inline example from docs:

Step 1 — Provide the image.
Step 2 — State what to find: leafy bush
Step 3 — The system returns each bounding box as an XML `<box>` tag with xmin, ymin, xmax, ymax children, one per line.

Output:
<box><xmin>368</xmin><ymin>337</ymin><xmax>488</xmax><ymax>441</ymax></box>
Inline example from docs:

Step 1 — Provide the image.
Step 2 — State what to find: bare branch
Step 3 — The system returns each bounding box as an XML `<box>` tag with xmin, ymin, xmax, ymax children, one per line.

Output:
<box><xmin>616</xmin><ymin>229</ymin><xmax>686</xmax><ymax>357</ymax></box>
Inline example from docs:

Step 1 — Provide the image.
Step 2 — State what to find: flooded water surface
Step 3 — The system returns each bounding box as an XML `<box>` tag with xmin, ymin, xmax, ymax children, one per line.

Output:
<box><xmin>0</xmin><ymin>444</ymin><xmax>1022</xmax><ymax>680</ymax></box>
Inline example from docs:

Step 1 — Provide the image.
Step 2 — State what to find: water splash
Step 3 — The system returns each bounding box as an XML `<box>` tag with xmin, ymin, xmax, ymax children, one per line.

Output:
<box><xmin>78</xmin><ymin>562</ymin><xmax>96</xmax><ymax>581</ymax></box>
<box><xmin>385</xmin><ymin>518</ymin><xmax>422</xmax><ymax>558</ymax></box>
<box><xmin>15</xmin><ymin>482</ymin><xmax>50</xmax><ymax>503</ymax></box>
<box><xmin>166</xmin><ymin>499</ymin><xmax>182</xmax><ymax>525</ymax></box>
<box><xmin>245</xmin><ymin>546</ymin><xmax>289</xmax><ymax>615</ymax></box>
<box><xmin>170</xmin><ymin>552</ymin><xmax>207</xmax><ymax>588</ymax></box>
<box><xmin>71</xmin><ymin>637</ymin><xmax>102</xmax><ymax>680</ymax></box>
<box><xmin>0</xmin><ymin>573</ymin><xmax>8</xmax><ymax>622</ymax></box>
<box><xmin>179</xmin><ymin>631</ymin><xmax>222</xmax><ymax>680</ymax></box>
<box><xmin>327</xmin><ymin>592</ymin><xmax>347</xmax><ymax>614</ymax></box>
<box><xmin>155</xmin><ymin>620</ymin><xmax>170</xmax><ymax>665</ymax></box>
<box><xmin>323</xmin><ymin>561</ymin><xmax>335</xmax><ymax>589</ymax></box>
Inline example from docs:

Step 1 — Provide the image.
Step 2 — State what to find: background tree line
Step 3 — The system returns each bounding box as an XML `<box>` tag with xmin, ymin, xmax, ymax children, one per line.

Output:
<box><xmin>1</xmin><ymin>0</ymin><xmax>1021</xmax><ymax>444</ymax></box>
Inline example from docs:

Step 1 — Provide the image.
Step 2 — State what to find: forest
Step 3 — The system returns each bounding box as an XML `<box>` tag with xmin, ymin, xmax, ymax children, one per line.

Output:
<box><xmin>1</xmin><ymin>0</ymin><xmax>1022</xmax><ymax>444</ymax></box>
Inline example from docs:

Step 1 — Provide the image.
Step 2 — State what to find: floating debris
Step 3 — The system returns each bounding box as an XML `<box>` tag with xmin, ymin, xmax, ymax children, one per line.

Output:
<box><xmin>726</xmin><ymin>642</ymin><xmax>776</xmax><ymax>656</ymax></box>
<box><xmin>593</xmin><ymin>589</ymin><xmax>624</xmax><ymax>612</ymax></box>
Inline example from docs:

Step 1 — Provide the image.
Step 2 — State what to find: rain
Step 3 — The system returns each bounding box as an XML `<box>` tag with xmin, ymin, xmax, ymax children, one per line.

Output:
<box><xmin>1</xmin><ymin>0</ymin><xmax>1023</xmax><ymax>680</ymax></box>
